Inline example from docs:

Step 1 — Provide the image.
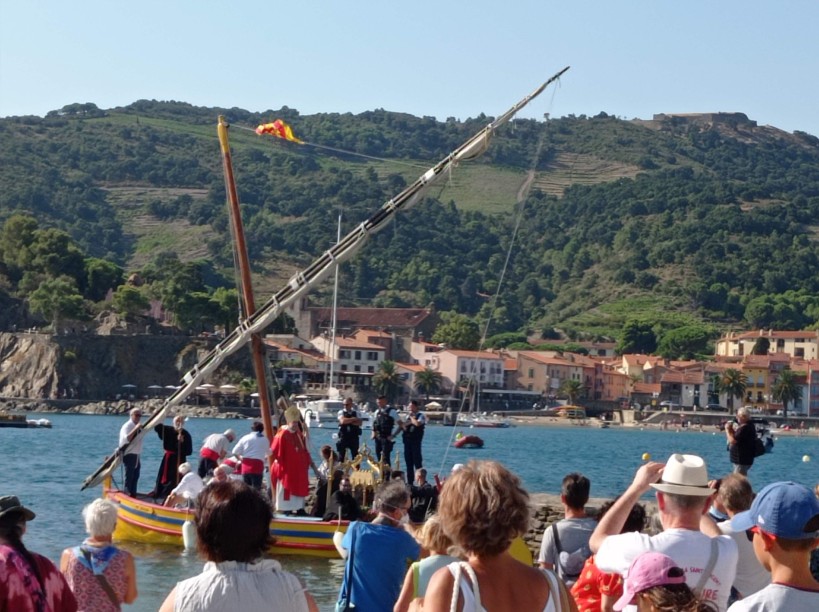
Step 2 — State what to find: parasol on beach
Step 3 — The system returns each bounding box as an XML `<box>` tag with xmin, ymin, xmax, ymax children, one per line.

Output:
<box><xmin>425</xmin><ymin>401</ymin><xmax>442</xmax><ymax>409</ymax></box>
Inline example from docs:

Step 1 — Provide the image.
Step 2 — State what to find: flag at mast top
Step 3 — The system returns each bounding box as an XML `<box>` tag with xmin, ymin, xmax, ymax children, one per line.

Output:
<box><xmin>255</xmin><ymin>119</ymin><xmax>303</xmax><ymax>143</ymax></box>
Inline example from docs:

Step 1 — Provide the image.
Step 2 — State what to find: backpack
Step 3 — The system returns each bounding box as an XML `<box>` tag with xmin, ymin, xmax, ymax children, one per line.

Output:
<box><xmin>551</xmin><ymin>523</ymin><xmax>591</xmax><ymax>584</ymax></box>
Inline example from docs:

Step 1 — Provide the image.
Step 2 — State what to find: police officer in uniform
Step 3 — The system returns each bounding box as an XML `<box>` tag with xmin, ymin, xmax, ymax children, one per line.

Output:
<box><xmin>401</xmin><ymin>399</ymin><xmax>426</xmax><ymax>484</ymax></box>
<box><xmin>372</xmin><ymin>395</ymin><xmax>400</xmax><ymax>467</ymax></box>
<box><xmin>337</xmin><ymin>397</ymin><xmax>363</xmax><ymax>461</ymax></box>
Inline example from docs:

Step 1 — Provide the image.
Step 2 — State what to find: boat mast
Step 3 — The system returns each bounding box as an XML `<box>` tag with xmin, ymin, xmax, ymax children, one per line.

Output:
<box><xmin>327</xmin><ymin>214</ymin><xmax>341</xmax><ymax>395</ymax></box>
<box><xmin>217</xmin><ymin>116</ymin><xmax>276</xmax><ymax>444</ymax></box>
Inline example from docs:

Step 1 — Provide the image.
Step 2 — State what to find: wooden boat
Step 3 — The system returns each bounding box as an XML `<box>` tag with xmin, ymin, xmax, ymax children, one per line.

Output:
<box><xmin>104</xmin><ymin>478</ymin><xmax>348</xmax><ymax>558</ymax></box>
<box><xmin>454</xmin><ymin>434</ymin><xmax>484</xmax><ymax>449</ymax></box>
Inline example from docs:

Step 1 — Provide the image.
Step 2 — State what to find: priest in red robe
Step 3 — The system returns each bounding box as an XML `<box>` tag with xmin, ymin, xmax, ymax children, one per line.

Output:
<box><xmin>270</xmin><ymin>407</ymin><xmax>317</xmax><ymax>515</ymax></box>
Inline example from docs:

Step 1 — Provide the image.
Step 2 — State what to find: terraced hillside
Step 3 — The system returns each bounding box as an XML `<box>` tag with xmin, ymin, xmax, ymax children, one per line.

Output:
<box><xmin>534</xmin><ymin>152</ymin><xmax>643</xmax><ymax>197</ymax></box>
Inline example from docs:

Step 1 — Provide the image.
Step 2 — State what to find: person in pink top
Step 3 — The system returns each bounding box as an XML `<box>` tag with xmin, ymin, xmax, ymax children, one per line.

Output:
<box><xmin>0</xmin><ymin>495</ymin><xmax>77</xmax><ymax>612</ymax></box>
<box><xmin>60</xmin><ymin>499</ymin><xmax>137</xmax><ymax>611</ymax></box>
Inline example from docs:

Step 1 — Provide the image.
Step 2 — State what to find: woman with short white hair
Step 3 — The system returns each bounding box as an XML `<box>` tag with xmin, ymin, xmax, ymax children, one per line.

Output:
<box><xmin>60</xmin><ymin>498</ymin><xmax>138</xmax><ymax>611</ymax></box>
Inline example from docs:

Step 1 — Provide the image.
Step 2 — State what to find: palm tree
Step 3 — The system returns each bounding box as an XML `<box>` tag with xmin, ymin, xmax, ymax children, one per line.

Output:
<box><xmin>717</xmin><ymin>368</ymin><xmax>748</xmax><ymax>415</ymax></box>
<box><xmin>373</xmin><ymin>360</ymin><xmax>401</xmax><ymax>403</ymax></box>
<box><xmin>771</xmin><ymin>368</ymin><xmax>801</xmax><ymax>418</ymax></box>
<box><xmin>627</xmin><ymin>374</ymin><xmax>641</xmax><ymax>408</ymax></box>
<box><xmin>560</xmin><ymin>379</ymin><xmax>583</xmax><ymax>405</ymax></box>
<box><xmin>414</xmin><ymin>367</ymin><xmax>442</xmax><ymax>401</ymax></box>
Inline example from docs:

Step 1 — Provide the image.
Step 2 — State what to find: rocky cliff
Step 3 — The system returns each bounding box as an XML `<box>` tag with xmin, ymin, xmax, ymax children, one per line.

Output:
<box><xmin>0</xmin><ymin>332</ymin><xmax>247</xmax><ymax>400</ymax></box>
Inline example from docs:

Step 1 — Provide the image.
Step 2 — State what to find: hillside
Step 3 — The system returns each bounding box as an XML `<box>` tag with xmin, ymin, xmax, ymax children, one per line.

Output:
<box><xmin>1</xmin><ymin>102</ymin><xmax>819</xmax><ymax>346</ymax></box>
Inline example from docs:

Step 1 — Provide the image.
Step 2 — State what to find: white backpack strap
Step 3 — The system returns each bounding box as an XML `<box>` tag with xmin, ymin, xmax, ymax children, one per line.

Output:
<box><xmin>540</xmin><ymin>568</ymin><xmax>567</xmax><ymax>612</ymax></box>
<box><xmin>449</xmin><ymin>562</ymin><xmax>481</xmax><ymax>612</ymax></box>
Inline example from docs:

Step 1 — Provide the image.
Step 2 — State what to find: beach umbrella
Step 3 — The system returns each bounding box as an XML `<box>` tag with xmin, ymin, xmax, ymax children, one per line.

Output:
<box><xmin>122</xmin><ymin>384</ymin><xmax>137</xmax><ymax>389</ymax></box>
<box><xmin>250</xmin><ymin>392</ymin><xmax>260</xmax><ymax>398</ymax></box>
<box><xmin>200</xmin><ymin>383</ymin><xmax>215</xmax><ymax>389</ymax></box>
<box><xmin>425</xmin><ymin>401</ymin><xmax>442</xmax><ymax>409</ymax></box>
<box><xmin>148</xmin><ymin>385</ymin><xmax>163</xmax><ymax>390</ymax></box>
<box><xmin>220</xmin><ymin>384</ymin><xmax>238</xmax><ymax>391</ymax></box>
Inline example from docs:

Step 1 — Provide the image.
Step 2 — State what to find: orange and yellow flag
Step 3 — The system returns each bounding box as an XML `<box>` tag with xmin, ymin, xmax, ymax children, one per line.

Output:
<box><xmin>255</xmin><ymin>119</ymin><xmax>303</xmax><ymax>144</ymax></box>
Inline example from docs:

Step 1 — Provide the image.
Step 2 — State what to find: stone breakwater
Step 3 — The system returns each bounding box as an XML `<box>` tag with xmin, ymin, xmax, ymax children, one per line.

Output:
<box><xmin>0</xmin><ymin>398</ymin><xmax>249</xmax><ymax>420</ymax></box>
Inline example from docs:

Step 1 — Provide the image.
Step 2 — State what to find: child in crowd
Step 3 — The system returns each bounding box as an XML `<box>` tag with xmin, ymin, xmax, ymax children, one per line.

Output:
<box><xmin>726</xmin><ymin>481</ymin><xmax>819</xmax><ymax>611</ymax></box>
<box><xmin>613</xmin><ymin>551</ymin><xmax>715</xmax><ymax>612</ymax></box>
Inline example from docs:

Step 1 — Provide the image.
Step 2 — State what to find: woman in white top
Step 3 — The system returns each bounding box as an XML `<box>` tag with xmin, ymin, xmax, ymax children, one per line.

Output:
<box><xmin>417</xmin><ymin>460</ymin><xmax>577</xmax><ymax>612</ymax></box>
<box><xmin>159</xmin><ymin>480</ymin><xmax>318</xmax><ymax>612</ymax></box>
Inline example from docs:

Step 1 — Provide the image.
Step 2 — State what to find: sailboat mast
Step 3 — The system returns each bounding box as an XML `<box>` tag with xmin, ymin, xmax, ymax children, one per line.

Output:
<box><xmin>217</xmin><ymin>116</ymin><xmax>275</xmax><ymax>444</ymax></box>
<box><xmin>328</xmin><ymin>214</ymin><xmax>341</xmax><ymax>393</ymax></box>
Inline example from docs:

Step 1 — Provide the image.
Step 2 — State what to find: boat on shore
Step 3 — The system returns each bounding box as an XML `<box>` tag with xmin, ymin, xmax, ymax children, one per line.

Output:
<box><xmin>0</xmin><ymin>413</ymin><xmax>52</xmax><ymax>428</ymax></box>
<box><xmin>104</xmin><ymin>478</ymin><xmax>348</xmax><ymax>558</ymax></box>
<box><xmin>457</xmin><ymin>413</ymin><xmax>512</xmax><ymax>428</ymax></box>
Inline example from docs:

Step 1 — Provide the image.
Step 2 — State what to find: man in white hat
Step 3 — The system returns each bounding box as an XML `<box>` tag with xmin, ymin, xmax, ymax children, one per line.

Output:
<box><xmin>590</xmin><ymin>453</ymin><xmax>738</xmax><ymax>612</ymax></box>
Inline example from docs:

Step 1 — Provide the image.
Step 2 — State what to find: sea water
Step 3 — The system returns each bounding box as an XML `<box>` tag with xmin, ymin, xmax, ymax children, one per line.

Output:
<box><xmin>1</xmin><ymin>414</ymin><xmax>816</xmax><ymax>611</ymax></box>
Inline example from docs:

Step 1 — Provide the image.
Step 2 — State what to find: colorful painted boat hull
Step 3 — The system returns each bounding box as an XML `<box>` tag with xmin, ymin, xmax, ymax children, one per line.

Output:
<box><xmin>105</xmin><ymin>487</ymin><xmax>348</xmax><ymax>558</ymax></box>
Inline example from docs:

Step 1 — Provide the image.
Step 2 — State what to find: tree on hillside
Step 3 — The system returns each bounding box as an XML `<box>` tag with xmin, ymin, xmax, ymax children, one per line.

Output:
<box><xmin>373</xmin><ymin>360</ymin><xmax>401</xmax><ymax>403</ymax></box>
<box><xmin>716</xmin><ymin>368</ymin><xmax>748</xmax><ymax>415</ymax></box>
<box><xmin>0</xmin><ymin>214</ymin><xmax>38</xmax><ymax>283</ymax></box>
<box><xmin>414</xmin><ymin>367</ymin><xmax>442</xmax><ymax>401</ymax></box>
<box><xmin>751</xmin><ymin>337</ymin><xmax>770</xmax><ymax>356</ymax></box>
<box><xmin>616</xmin><ymin>319</ymin><xmax>657</xmax><ymax>355</ymax></box>
<box><xmin>656</xmin><ymin>324</ymin><xmax>713</xmax><ymax>359</ymax></box>
<box><xmin>112</xmin><ymin>285</ymin><xmax>150</xmax><ymax>318</ymax></box>
<box><xmin>28</xmin><ymin>276</ymin><xmax>85</xmax><ymax>333</ymax></box>
<box><xmin>431</xmin><ymin>312</ymin><xmax>480</xmax><ymax>350</ymax></box>
<box><xmin>771</xmin><ymin>368</ymin><xmax>801</xmax><ymax>418</ymax></box>
<box><xmin>85</xmin><ymin>258</ymin><xmax>124</xmax><ymax>302</ymax></box>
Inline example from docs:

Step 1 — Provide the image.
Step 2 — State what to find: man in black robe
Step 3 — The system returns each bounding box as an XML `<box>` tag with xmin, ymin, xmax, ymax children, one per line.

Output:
<box><xmin>152</xmin><ymin>415</ymin><xmax>192</xmax><ymax>500</ymax></box>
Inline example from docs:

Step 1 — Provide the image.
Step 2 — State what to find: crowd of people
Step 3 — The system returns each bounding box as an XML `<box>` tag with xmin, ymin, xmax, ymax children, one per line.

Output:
<box><xmin>4</xmin><ymin>398</ymin><xmax>818</xmax><ymax>611</ymax></box>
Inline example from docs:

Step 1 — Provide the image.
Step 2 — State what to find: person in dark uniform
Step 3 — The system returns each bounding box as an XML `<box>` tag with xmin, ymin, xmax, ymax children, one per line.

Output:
<box><xmin>336</xmin><ymin>397</ymin><xmax>363</xmax><ymax>461</ymax></box>
<box><xmin>153</xmin><ymin>415</ymin><xmax>193</xmax><ymax>500</ymax></box>
<box><xmin>372</xmin><ymin>395</ymin><xmax>400</xmax><ymax>467</ymax></box>
<box><xmin>401</xmin><ymin>399</ymin><xmax>426</xmax><ymax>484</ymax></box>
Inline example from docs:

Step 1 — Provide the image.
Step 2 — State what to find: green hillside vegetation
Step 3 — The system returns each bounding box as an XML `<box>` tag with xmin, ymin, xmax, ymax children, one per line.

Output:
<box><xmin>1</xmin><ymin>101</ymin><xmax>819</xmax><ymax>356</ymax></box>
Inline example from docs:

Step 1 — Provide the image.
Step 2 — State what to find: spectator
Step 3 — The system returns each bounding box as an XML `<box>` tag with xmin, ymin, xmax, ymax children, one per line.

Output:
<box><xmin>421</xmin><ymin>460</ymin><xmax>576</xmax><ymax>611</ymax></box>
<box><xmin>230</xmin><ymin>421</ymin><xmax>268</xmax><ymax>489</ymax></box>
<box><xmin>118</xmin><ymin>408</ymin><xmax>144</xmax><ymax>496</ymax></box>
<box><xmin>159</xmin><ymin>480</ymin><xmax>318</xmax><ymax>612</ymax></box>
<box><xmin>312</xmin><ymin>446</ymin><xmax>342</xmax><ymax>518</ymax></box>
<box><xmin>726</xmin><ymin>481</ymin><xmax>819</xmax><ymax>611</ymax></box>
<box><xmin>60</xmin><ymin>499</ymin><xmax>138</xmax><ymax>610</ymax></box>
<box><xmin>710</xmin><ymin>475</ymin><xmax>771</xmax><ymax>600</ymax></box>
<box><xmin>409</xmin><ymin>468</ymin><xmax>438</xmax><ymax>523</ymax></box>
<box><xmin>197</xmin><ymin>429</ymin><xmax>236</xmax><ymax>478</ymax></box>
<box><xmin>0</xmin><ymin>495</ymin><xmax>77</xmax><ymax>612</ymax></box>
<box><xmin>394</xmin><ymin>515</ymin><xmax>461</xmax><ymax>612</ymax></box>
<box><xmin>725</xmin><ymin>408</ymin><xmax>757</xmax><ymax>476</ymax></box>
<box><xmin>613</xmin><ymin>551</ymin><xmax>716</xmax><ymax>611</ymax></box>
<box><xmin>539</xmin><ymin>472</ymin><xmax>596</xmax><ymax>586</ymax></box>
<box><xmin>571</xmin><ymin>499</ymin><xmax>646</xmax><ymax>612</ymax></box>
<box><xmin>164</xmin><ymin>462</ymin><xmax>204</xmax><ymax>508</ymax></box>
<box><xmin>336</xmin><ymin>480</ymin><xmax>421</xmax><ymax>611</ymax></box>
<box><xmin>590</xmin><ymin>454</ymin><xmax>738</xmax><ymax>611</ymax></box>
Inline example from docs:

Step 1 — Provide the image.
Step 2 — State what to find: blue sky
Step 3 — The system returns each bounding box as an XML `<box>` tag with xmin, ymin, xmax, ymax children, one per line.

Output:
<box><xmin>1</xmin><ymin>1</ymin><xmax>817</xmax><ymax>135</ymax></box>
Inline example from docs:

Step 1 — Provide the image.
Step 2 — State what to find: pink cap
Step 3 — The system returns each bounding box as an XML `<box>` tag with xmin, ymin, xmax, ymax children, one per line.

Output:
<box><xmin>613</xmin><ymin>552</ymin><xmax>686</xmax><ymax>610</ymax></box>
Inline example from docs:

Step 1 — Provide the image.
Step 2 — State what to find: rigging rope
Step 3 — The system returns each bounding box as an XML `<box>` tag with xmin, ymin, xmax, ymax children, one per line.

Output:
<box><xmin>436</xmin><ymin>115</ymin><xmax>554</xmax><ymax>477</ymax></box>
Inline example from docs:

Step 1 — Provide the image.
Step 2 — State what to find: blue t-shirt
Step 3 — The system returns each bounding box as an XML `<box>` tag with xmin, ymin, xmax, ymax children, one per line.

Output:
<box><xmin>337</xmin><ymin>521</ymin><xmax>421</xmax><ymax>611</ymax></box>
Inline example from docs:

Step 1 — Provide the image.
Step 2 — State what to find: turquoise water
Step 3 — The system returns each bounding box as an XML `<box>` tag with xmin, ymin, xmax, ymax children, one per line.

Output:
<box><xmin>2</xmin><ymin>414</ymin><xmax>816</xmax><ymax>611</ymax></box>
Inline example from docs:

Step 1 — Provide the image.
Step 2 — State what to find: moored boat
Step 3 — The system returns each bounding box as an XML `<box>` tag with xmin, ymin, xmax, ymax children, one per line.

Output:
<box><xmin>454</xmin><ymin>434</ymin><xmax>484</xmax><ymax>449</ymax></box>
<box><xmin>457</xmin><ymin>413</ymin><xmax>511</xmax><ymax>428</ymax></box>
<box><xmin>104</xmin><ymin>479</ymin><xmax>348</xmax><ymax>558</ymax></box>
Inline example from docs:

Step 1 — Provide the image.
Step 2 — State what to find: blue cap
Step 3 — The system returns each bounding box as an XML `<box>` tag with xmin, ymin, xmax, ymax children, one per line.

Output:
<box><xmin>731</xmin><ymin>481</ymin><xmax>819</xmax><ymax>539</ymax></box>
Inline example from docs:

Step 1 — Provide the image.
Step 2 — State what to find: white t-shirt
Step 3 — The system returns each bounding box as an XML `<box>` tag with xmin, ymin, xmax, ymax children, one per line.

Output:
<box><xmin>231</xmin><ymin>432</ymin><xmax>269</xmax><ymax>461</ymax></box>
<box><xmin>119</xmin><ymin>419</ymin><xmax>143</xmax><ymax>454</ymax></box>
<box><xmin>717</xmin><ymin>520</ymin><xmax>770</xmax><ymax>597</ymax></box>
<box><xmin>596</xmin><ymin>529</ymin><xmax>738</xmax><ymax>612</ymax></box>
<box><xmin>171</xmin><ymin>472</ymin><xmax>204</xmax><ymax>500</ymax></box>
<box><xmin>727</xmin><ymin>583</ymin><xmax>819</xmax><ymax>611</ymax></box>
<box><xmin>201</xmin><ymin>434</ymin><xmax>230</xmax><ymax>456</ymax></box>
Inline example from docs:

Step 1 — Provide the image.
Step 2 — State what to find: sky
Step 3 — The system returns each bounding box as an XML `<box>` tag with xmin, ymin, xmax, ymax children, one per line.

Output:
<box><xmin>1</xmin><ymin>1</ymin><xmax>817</xmax><ymax>136</ymax></box>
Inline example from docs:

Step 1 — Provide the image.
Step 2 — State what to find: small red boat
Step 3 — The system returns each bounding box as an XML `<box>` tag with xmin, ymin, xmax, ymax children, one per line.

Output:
<box><xmin>454</xmin><ymin>435</ymin><xmax>484</xmax><ymax>449</ymax></box>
